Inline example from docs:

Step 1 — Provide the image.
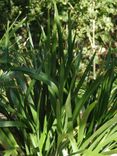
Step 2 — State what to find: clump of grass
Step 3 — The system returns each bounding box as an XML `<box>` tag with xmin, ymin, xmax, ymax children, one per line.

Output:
<box><xmin>0</xmin><ymin>2</ymin><xmax>117</xmax><ymax>156</ymax></box>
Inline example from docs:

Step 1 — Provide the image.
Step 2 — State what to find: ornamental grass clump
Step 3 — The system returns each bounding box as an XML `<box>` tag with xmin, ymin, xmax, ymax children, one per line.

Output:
<box><xmin>0</xmin><ymin>2</ymin><xmax>117</xmax><ymax>156</ymax></box>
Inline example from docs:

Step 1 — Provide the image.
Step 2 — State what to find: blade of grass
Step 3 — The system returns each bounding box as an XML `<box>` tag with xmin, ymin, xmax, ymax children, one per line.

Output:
<box><xmin>73</xmin><ymin>75</ymin><xmax>103</xmax><ymax>123</ymax></box>
<box><xmin>80</xmin><ymin>115</ymin><xmax>117</xmax><ymax>150</ymax></box>
<box><xmin>78</xmin><ymin>102</ymin><xmax>96</xmax><ymax>145</ymax></box>
<box><xmin>73</xmin><ymin>52</ymin><xmax>96</xmax><ymax>97</ymax></box>
<box><xmin>0</xmin><ymin>121</ymin><xmax>24</xmax><ymax>127</ymax></box>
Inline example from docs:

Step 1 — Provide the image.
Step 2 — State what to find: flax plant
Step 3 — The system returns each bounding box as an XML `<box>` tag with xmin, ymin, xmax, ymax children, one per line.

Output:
<box><xmin>0</xmin><ymin>2</ymin><xmax>116</xmax><ymax>156</ymax></box>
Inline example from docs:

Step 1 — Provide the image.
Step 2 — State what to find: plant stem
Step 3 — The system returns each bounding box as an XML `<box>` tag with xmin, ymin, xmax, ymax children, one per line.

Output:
<box><xmin>92</xmin><ymin>19</ymin><xmax>96</xmax><ymax>80</ymax></box>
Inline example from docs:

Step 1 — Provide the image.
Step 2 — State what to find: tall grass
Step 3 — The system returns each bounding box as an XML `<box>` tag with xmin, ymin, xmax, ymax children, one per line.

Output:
<box><xmin>0</xmin><ymin>2</ymin><xmax>117</xmax><ymax>156</ymax></box>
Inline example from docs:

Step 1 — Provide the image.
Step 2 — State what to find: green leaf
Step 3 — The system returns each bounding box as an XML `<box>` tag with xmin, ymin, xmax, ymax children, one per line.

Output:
<box><xmin>73</xmin><ymin>75</ymin><xmax>103</xmax><ymax>122</ymax></box>
<box><xmin>65</xmin><ymin>92</ymin><xmax>73</xmax><ymax>132</ymax></box>
<box><xmin>80</xmin><ymin>115</ymin><xmax>117</xmax><ymax>150</ymax></box>
<box><xmin>0</xmin><ymin>121</ymin><xmax>24</xmax><ymax>127</ymax></box>
<box><xmin>78</xmin><ymin>102</ymin><xmax>96</xmax><ymax>145</ymax></box>
<box><xmin>73</xmin><ymin>52</ymin><xmax>96</xmax><ymax>97</ymax></box>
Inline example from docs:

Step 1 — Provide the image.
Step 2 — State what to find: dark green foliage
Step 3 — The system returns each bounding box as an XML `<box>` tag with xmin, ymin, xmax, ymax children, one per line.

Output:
<box><xmin>0</xmin><ymin>1</ymin><xmax>117</xmax><ymax>156</ymax></box>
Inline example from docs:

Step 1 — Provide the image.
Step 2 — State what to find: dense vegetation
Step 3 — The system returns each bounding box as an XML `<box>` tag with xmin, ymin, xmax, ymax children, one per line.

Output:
<box><xmin>0</xmin><ymin>1</ymin><xmax>117</xmax><ymax>156</ymax></box>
